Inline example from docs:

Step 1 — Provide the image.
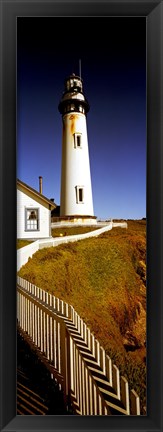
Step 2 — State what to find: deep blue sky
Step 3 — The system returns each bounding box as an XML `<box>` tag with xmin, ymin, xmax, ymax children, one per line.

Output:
<box><xmin>17</xmin><ymin>17</ymin><xmax>146</xmax><ymax>220</ymax></box>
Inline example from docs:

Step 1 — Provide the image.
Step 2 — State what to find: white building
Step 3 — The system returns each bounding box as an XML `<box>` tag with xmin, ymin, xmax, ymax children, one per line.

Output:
<box><xmin>58</xmin><ymin>74</ymin><xmax>96</xmax><ymax>225</ymax></box>
<box><xmin>17</xmin><ymin>178</ymin><xmax>56</xmax><ymax>239</ymax></box>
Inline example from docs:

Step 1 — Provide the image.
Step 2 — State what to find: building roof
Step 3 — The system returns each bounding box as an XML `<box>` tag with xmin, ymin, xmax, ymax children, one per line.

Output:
<box><xmin>17</xmin><ymin>179</ymin><xmax>57</xmax><ymax>209</ymax></box>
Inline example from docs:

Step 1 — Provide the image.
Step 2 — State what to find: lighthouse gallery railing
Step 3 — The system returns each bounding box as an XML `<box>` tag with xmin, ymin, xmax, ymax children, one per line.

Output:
<box><xmin>17</xmin><ymin>276</ymin><xmax>142</xmax><ymax>416</ymax></box>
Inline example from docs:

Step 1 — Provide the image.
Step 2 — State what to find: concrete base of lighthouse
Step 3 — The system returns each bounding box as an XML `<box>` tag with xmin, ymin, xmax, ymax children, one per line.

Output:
<box><xmin>53</xmin><ymin>215</ymin><xmax>97</xmax><ymax>225</ymax></box>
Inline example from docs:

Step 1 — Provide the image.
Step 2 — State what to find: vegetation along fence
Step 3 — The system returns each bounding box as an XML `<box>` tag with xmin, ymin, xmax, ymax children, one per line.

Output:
<box><xmin>17</xmin><ymin>276</ymin><xmax>141</xmax><ymax>416</ymax></box>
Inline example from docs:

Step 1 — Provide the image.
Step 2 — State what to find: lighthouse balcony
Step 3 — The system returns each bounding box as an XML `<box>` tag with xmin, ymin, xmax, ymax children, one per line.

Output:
<box><xmin>62</xmin><ymin>91</ymin><xmax>85</xmax><ymax>101</ymax></box>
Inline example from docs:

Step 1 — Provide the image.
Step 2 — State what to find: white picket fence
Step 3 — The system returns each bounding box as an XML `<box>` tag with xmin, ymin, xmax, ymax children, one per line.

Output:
<box><xmin>17</xmin><ymin>276</ymin><xmax>141</xmax><ymax>416</ymax></box>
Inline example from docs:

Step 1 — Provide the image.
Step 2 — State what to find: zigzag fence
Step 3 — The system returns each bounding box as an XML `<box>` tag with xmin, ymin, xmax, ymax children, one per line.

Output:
<box><xmin>17</xmin><ymin>276</ymin><xmax>141</xmax><ymax>416</ymax></box>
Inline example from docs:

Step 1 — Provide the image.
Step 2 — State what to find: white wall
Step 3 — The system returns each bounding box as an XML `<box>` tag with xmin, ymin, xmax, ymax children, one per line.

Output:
<box><xmin>17</xmin><ymin>241</ymin><xmax>40</xmax><ymax>271</ymax></box>
<box><xmin>112</xmin><ymin>222</ymin><xmax>128</xmax><ymax>228</ymax></box>
<box><xmin>17</xmin><ymin>188</ymin><xmax>51</xmax><ymax>239</ymax></box>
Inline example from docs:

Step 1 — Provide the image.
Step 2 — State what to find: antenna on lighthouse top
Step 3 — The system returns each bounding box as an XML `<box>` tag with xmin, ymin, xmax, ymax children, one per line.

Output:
<box><xmin>79</xmin><ymin>59</ymin><xmax>81</xmax><ymax>79</ymax></box>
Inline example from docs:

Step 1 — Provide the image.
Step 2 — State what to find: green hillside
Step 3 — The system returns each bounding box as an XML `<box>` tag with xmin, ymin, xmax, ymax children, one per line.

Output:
<box><xmin>18</xmin><ymin>220</ymin><xmax>146</xmax><ymax>409</ymax></box>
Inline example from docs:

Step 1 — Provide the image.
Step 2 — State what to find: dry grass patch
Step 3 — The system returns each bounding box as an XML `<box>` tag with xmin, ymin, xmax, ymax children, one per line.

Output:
<box><xmin>51</xmin><ymin>225</ymin><xmax>100</xmax><ymax>237</ymax></box>
<box><xmin>17</xmin><ymin>240</ymin><xmax>33</xmax><ymax>249</ymax></box>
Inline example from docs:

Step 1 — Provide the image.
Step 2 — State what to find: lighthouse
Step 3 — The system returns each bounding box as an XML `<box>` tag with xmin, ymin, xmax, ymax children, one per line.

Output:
<box><xmin>58</xmin><ymin>73</ymin><xmax>96</xmax><ymax>225</ymax></box>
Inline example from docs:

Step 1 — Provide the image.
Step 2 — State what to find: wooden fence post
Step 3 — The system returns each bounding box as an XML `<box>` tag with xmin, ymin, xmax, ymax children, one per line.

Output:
<box><xmin>130</xmin><ymin>389</ymin><xmax>140</xmax><ymax>415</ymax></box>
<box><xmin>112</xmin><ymin>364</ymin><xmax>120</xmax><ymax>399</ymax></box>
<box><xmin>120</xmin><ymin>376</ymin><xmax>130</xmax><ymax>415</ymax></box>
<box><xmin>60</xmin><ymin>318</ymin><xmax>71</xmax><ymax>411</ymax></box>
<box><xmin>66</xmin><ymin>328</ymin><xmax>72</xmax><ymax>411</ymax></box>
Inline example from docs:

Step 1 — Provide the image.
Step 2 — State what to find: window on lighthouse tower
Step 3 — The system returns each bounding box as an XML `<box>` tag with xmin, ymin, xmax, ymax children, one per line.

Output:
<box><xmin>75</xmin><ymin>186</ymin><xmax>84</xmax><ymax>204</ymax></box>
<box><xmin>74</xmin><ymin>133</ymin><xmax>82</xmax><ymax>149</ymax></box>
<box><xmin>77</xmin><ymin>135</ymin><xmax>81</xmax><ymax>147</ymax></box>
<box><xmin>79</xmin><ymin>188</ymin><xmax>83</xmax><ymax>202</ymax></box>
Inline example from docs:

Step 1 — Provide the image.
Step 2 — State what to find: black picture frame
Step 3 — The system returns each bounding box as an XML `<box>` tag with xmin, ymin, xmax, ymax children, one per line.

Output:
<box><xmin>0</xmin><ymin>1</ymin><xmax>162</xmax><ymax>431</ymax></box>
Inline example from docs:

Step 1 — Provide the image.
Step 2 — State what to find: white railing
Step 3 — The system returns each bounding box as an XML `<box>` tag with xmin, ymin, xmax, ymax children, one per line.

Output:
<box><xmin>17</xmin><ymin>276</ymin><xmax>141</xmax><ymax>416</ymax></box>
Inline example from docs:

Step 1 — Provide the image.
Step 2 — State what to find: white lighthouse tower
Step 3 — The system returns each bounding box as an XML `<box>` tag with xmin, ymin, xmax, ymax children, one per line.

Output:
<box><xmin>58</xmin><ymin>73</ymin><xmax>96</xmax><ymax>225</ymax></box>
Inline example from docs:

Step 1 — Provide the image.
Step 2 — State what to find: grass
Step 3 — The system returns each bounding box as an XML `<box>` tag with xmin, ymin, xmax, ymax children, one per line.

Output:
<box><xmin>51</xmin><ymin>225</ymin><xmax>100</xmax><ymax>237</ymax></box>
<box><xmin>17</xmin><ymin>240</ymin><xmax>33</xmax><ymax>249</ymax></box>
<box><xmin>18</xmin><ymin>219</ymin><xmax>146</xmax><ymax>409</ymax></box>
